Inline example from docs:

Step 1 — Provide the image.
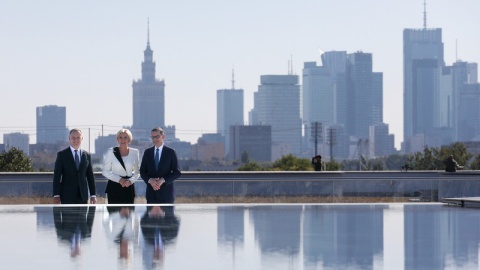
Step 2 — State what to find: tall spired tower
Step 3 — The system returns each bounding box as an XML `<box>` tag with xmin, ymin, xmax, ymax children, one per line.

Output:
<box><xmin>403</xmin><ymin>1</ymin><xmax>444</xmax><ymax>152</ymax></box>
<box><xmin>132</xmin><ymin>21</ymin><xmax>165</xmax><ymax>140</ymax></box>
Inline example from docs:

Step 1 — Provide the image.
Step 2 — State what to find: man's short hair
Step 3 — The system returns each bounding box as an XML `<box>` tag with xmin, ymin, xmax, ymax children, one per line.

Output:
<box><xmin>151</xmin><ymin>127</ymin><xmax>164</xmax><ymax>135</ymax></box>
<box><xmin>69</xmin><ymin>128</ymin><xmax>82</xmax><ymax>135</ymax></box>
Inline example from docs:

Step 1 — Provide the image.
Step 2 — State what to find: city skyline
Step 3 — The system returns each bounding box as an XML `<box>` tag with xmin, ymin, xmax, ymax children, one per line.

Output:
<box><xmin>1</xmin><ymin>1</ymin><xmax>479</xmax><ymax>153</ymax></box>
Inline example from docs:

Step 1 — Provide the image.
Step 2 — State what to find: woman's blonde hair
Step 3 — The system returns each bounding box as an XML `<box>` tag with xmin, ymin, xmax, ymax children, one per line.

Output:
<box><xmin>116</xmin><ymin>128</ymin><xmax>133</xmax><ymax>142</ymax></box>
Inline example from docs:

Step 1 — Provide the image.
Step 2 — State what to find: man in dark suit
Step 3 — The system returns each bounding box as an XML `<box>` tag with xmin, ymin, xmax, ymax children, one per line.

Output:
<box><xmin>53</xmin><ymin>128</ymin><xmax>97</xmax><ymax>204</ymax></box>
<box><xmin>140</xmin><ymin>127</ymin><xmax>181</xmax><ymax>203</ymax></box>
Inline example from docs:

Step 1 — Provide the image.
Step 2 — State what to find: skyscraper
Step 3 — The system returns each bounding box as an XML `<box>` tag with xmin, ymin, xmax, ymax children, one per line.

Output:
<box><xmin>345</xmin><ymin>52</ymin><xmax>383</xmax><ymax>139</ymax></box>
<box><xmin>132</xmin><ymin>23</ymin><xmax>165</xmax><ymax>140</ymax></box>
<box><xmin>403</xmin><ymin>20</ymin><xmax>444</xmax><ymax>152</ymax></box>
<box><xmin>302</xmin><ymin>62</ymin><xmax>334</xmax><ymax>130</ymax></box>
<box><xmin>250</xmin><ymin>75</ymin><xmax>302</xmax><ymax>155</ymax></box>
<box><xmin>217</xmin><ymin>71</ymin><xmax>244</xmax><ymax>158</ymax></box>
<box><xmin>36</xmin><ymin>105</ymin><xmax>68</xmax><ymax>144</ymax></box>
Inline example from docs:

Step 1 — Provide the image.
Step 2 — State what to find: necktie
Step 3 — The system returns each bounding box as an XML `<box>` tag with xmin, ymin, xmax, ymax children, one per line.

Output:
<box><xmin>74</xmin><ymin>150</ymin><xmax>80</xmax><ymax>169</ymax></box>
<box><xmin>154</xmin><ymin>148</ymin><xmax>160</xmax><ymax>171</ymax></box>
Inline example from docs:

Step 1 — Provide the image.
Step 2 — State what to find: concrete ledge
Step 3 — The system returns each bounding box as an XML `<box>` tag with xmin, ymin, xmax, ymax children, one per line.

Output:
<box><xmin>1</xmin><ymin>171</ymin><xmax>480</xmax><ymax>202</ymax></box>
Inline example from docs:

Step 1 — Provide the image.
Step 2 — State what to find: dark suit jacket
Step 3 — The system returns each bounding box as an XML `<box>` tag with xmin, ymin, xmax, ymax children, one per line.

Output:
<box><xmin>140</xmin><ymin>145</ymin><xmax>181</xmax><ymax>203</ymax></box>
<box><xmin>53</xmin><ymin>147</ymin><xmax>96</xmax><ymax>204</ymax></box>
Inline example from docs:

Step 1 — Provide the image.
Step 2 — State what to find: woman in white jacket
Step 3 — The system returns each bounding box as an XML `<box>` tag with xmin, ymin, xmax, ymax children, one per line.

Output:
<box><xmin>102</xmin><ymin>129</ymin><xmax>140</xmax><ymax>204</ymax></box>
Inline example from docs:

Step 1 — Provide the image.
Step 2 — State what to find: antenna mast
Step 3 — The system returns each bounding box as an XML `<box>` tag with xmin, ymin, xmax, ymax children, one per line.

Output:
<box><xmin>423</xmin><ymin>0</ymin><xmax>427</xmax><ymax>29</ymax></box>
<box><xmin>147</xmin><ymin>18</ymin><xmax>150</xmax><ymax>46</ymax></box>
<box><xmin>456</xmin><ymin>39</ymin><xmax>458</xmax><ymax>62</ymax></box>
<box><xmin>231</xmin><ymin>69</ymin><xmax>235</xmax><ymax>89</ymax></box>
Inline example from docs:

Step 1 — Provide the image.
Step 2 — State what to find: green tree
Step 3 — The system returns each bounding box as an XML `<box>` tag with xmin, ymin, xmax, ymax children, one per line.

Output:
<box><xmin>439</xmin><ymin>142</ymin><xmax>472</xmax><ymax>169</ymax></box>
<box><xmin>237</xmin><ymin>161</ymin><xmax>265</xmax><ymax>171</ymax></box>
<box><xmin>407</xmin><ymin>143</ymin><xmax>472</xmax><ymax>170</ymax></box>
<box><xmin>0</xmin><ymin>147</ymin><xmax>34</xmax><ymax>172</ymax></box>
<box><xmin>470</xmin><ymin>153</ymin><xmax>480</xmax><ymax>170</ymax></box>
<box><xmin>325</xmin><ymin>160</ymin><xmax>341</xmax><ymax>171</ymax></box>
<box><xmin>271</xmin><ymin>154</ymin><xmax>312</xmax><ymax>171</ymax></box>
<box><xmin>384</xmin><ymin>154</ymin><xmax>409</xmax><ymax>170</ymax></box>
<box><xmin>240</xmin><ymin>151</ymin><xmax>250</xmax><ymax>164</ymax></box>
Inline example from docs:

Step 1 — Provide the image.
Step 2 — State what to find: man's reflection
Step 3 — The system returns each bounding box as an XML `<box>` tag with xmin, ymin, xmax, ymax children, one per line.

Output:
<box><xmin>141</xmin><ymin>206</ymin><xmax>180</xmax><ymax>269</ymax></box>
<box><xmin>53</xmin><ymin>206</ymin><xmax>95</xmax><ymax>258</ymax></box>
<box><xmin>103</xmin><ymin>206</ymin><xmax>137</xmax><ymax>261</ymax></box>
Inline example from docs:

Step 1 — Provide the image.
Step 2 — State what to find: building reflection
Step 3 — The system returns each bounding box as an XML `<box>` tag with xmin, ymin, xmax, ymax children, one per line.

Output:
<box><xmin>217</xmin><ymin>206</ymin><xmax>244</xmax><ymax>244</ymax></box>
<box><xmin>53</xmin><ymin>206</ymin><xmax>95</xmax><ymax>258</ymax></box>
<box><xmin>404</xmin><ymin>205</ymin><xmax>480</xmax><ymax>269</ymax></box>
<box><xmin>249</xmin><ymin>205</ymin><xmax>302</xmax><ymax>268</ymax></box>
<box><xmin>217</xmin><ymin>206</ymin><xmax>245</xmax><ymax>266</ymax></box>
<box><xmin>140</xmin><ymin>206</ymin><xmax>180</xmax><ymax>270</ymax></box>
<box><xmin>303</xmin><ymin>205</ymin><xmax>385</xmax><ymax>269</ymax></box>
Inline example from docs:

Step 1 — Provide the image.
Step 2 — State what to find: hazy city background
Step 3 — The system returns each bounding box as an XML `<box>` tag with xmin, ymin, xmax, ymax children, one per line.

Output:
<box><xmin>1</xmin><ymin>1</ymin><xmax>479</xmax><ymax>169</ymax></box>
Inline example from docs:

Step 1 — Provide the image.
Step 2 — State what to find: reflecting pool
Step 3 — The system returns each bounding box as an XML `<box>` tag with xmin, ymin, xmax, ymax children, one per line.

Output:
<box><xmin>0</xmin><ymin>203</ymin><xmax>479</xmax><ymax>269</ymax></box>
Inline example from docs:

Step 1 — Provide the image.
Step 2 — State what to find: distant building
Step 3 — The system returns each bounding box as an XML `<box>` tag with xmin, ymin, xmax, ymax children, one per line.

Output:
<box><xmin>403</xmin><ymin>26</ymin><xmax>444</xmax><ymax>153</ymax></box>
<box><xmin>94</xmin><ymin>134</ymin><xmax>117</xmax><ymax>157</ymax></box>
<box><xmin>324</xmin><ymin>124</ymin><xmax>349</xmax><ymax>160</ymax></box>
<box><xmin>302</xmin><ymin>51</ymin><xmax>384</xmax><ymax>157</ymax></box>
<box><xmin>344</xmin><ymin>52</ymin><xmax>383</xmax><ymax>139</ymax></box>
<box><xmin>165</xmin><ymin>140</ymin><xmax>192</xmax><ymax>161</ymax></box>
<box><xmin>131</xmin><ymin>24</ymin><xmax>165</xmax><ymax>141</ymax></box>
<box><xmin>217</xmin><ymin>80</ymin><xmax>244</xmax><ymax>159</ymax></box>
<box><xmin>192</xmin><ymin>133</ymin><xmax>225</xmax><ymax>162</ymax></box>
<box><xmin>250</xmin><ymin>75</ymin><xmax>301</xmax><ymax>155</ymax></box>
<box><xmin>458</xmin><ymin>83</ymin><xmax>480</xmax><ymax>141</ymax></box>
<box><xmin>302</xmin><ymin>62</ymin><xmax>334</xmax><ymax>155</ymax></box>
<box><xmin>4</xmin><ymin>132</ymin><xmax>29</xmax><ymax>155</ymax></box>
<box><xmin>302</xmin><ymin>62</ymin><xmax>335</xmax><ymax>130</ymax></box>
<box><xmin>191</xmin><ymin>140</ymin><xmax>224</xmax><ymax>162</ymax></box>
<box><xmin>229</xmin><ymin>125</ymin><xmax>271</xmax><ymax>162</ymax></box>
<box><xmin>368</xmin><ymin>123</ymin><xmax>395</xmax><ymax>158</ymax></box>
<box><xmin>36</xmin><ymin>105</ymin><xmax>68</xmax><ymax>144</ymax></box>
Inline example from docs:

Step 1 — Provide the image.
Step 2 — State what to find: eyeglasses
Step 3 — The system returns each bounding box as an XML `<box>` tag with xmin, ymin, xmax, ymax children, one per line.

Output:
<box><xmin>150</xmin><ymin>135</ymin><xmax>162</xmax><ymax>140</ymax></box>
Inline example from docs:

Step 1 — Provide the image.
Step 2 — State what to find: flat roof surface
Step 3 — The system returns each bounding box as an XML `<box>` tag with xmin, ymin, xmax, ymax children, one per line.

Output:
<box><xmin>0</xmin><ymin>203</ymin><xmax>479</xmax><ymax>269</ymax></box>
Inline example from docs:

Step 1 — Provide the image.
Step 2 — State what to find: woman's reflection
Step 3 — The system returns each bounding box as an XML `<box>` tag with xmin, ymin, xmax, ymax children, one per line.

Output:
<box><xmin>141</xmin><ymin>206</ymin><xmax>180</xmax><ymax>268</ymax></box>
<box><xmin>103</xmin><ymin>206</ymin><xmax>138</xmax><ymax>263</ymax></box>
<box><xmin>53</xmin><ymin>206</ymin><xmax>95</xmax><ymax>258</ymax></box>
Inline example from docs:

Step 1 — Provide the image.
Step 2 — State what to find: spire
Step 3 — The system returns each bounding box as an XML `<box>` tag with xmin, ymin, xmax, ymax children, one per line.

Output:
<box><xmin>231</xmin><ymin>69</ymin><xmax>235</xmax><ymax>89</ymax></box>
<box><xmin>423</xmin><ymin>0</ymin><xmax>427</xmax><ymax>29</ymax></box>
<box><xmin>147</xmin><ymin>18</ymin><xmax>151</xmax><ymax>48</ymax></box>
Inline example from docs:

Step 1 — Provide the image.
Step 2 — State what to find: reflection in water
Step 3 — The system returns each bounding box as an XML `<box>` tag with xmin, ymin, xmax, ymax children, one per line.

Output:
<box><xmin>249</xmin><ymin>205</ymin><xmax>302</xmax><ymax>269</ymax></box>
<box><xmin>10</xmin><ymin>204</ymin><xmax>480</xmax><ymax>269</ymax></box>
<box><xmin>103</xmin><ymin>206</ymin><xmax>138</xmax><ymax>266</ymax></box>
<box><xmin>303</xmin><ymin>205</ymin><xmax>386</xmax><ymax>269</ymax></box>
<box><xmin>404</xmin><ymin>205</ymin><xmax>480</xmax><ymax>269</ymax></box>
<box><xmin>53</xmin><ymin>206</ymin><xmax>95</xmax><ymax>258</ymax></box>
<box><xmin>140</xmin><ymin>206</ymin><xmax>180</xmax><ymax>270</ymax></box>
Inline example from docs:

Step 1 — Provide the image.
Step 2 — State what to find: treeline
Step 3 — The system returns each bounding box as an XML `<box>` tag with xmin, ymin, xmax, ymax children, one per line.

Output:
<box><xmin>238</xmin><ymin>142</ymin><xmax>480</xmax><ymax>171</ymax></box>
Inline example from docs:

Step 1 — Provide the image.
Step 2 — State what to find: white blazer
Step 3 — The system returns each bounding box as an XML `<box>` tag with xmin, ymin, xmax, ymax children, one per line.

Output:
<box><xmin>102</xmin><ymin>147</ymin><xmax>140</xmax><ymax>183</ymax></box>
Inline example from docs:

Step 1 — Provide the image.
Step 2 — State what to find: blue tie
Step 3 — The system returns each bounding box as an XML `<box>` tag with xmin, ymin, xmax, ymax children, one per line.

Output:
<box><xmin>74</xmin><ymin>150</ymin><xmax>80</xmax><ymax>169</ymax></box>
<box><xmin>154</xmin><ymin>148</ymin><xmax>160</xmax><ymax>171</ymax></box>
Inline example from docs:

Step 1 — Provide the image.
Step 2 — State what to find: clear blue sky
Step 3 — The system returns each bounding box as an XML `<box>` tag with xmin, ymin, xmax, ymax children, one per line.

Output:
<box><xmin>0</xmin><ymin>0</ymin><xmax>479</xmax><ymax>152</ymax></box>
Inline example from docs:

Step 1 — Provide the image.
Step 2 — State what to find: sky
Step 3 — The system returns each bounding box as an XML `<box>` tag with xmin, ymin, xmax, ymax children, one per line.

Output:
<box><xmin>0</xmin><ymin>0</ymin><xmax>479</xmax><ymax>153</ymax></box>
